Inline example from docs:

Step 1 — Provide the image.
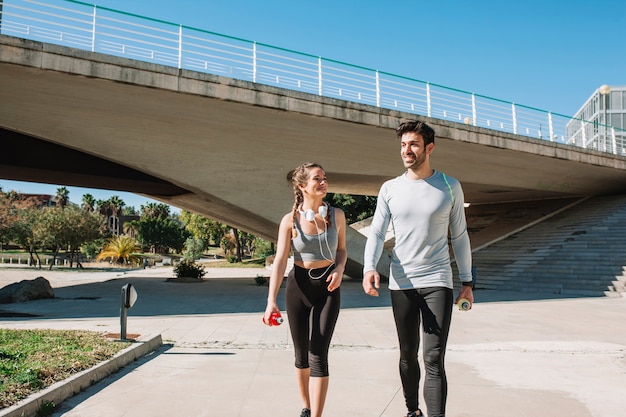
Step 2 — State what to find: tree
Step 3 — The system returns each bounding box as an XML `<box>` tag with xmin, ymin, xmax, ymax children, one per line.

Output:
<box><xmin>327</xmin><ymin>193</ymin><xmax>377</xmax><ymax>224</ymax></box>
<box><xmin>179</xmin><ymin>210</ymin><xmax>226</xmax><ymax>249</ymax></box>
<box><xmin>31</xmin><ymin>206</ymin><xmax>105</xmax><ymax>269</ymax></box>
<box><xmin>123</xmin><ymin>219</ymin><xmax>140</xmax><ymax>238</ymax></box>
<box><xmin>97</xmin><ymin>196</ymin><xmax>125</xmax><ymax>235</ymax></box>
<box><xmin>96</xmin><ymin>235</ymin><xmax>142</xmax><ymax>266</ymax></box>
<box><xmin>232</xmin><ymin>227</ymin><xmax>242</xmax><ymax>262</ymax></box>
<box><xmin>182</xmin><ymin>237</ymin><xmax>204</xmax><ymax>262</ymax></box>
<box><xmin>136</xmin><ymin>217</ymin><xmax>189</xmax><ymax>254</ymax></box>
<box><xmin>179</xmin><ymin>211</ymin><xmax>262</xmax><ymax>261</ymax></box>
<box><xmin>140</xmin><ymin>202</ymin><xmax>170</xmax><ymax>220</ymax></box>
<box><xmin>220</xmin><ymin>228</ymin><xmax>244</xmax><ymax>262</ymax></box>
<box><xmin>0</xmin><ymin>191</ymin><xmax>22</xmax><ymax>245</ymax></box>
<box><xmin>0</xmin><ymin>190</ymin><xmax>104</xmax><ymax>268</ymax></box>
<box><xmin>35</xmin><ymin>207</ymin><xmax>67</xmax><ymax>269</ymax></box>
<box><xmin>63</xmin><ymin>206</ymin><xmax>105</xmax><ymax>268</ymax></box>
<box><xmin>55</xmin><ymin>186</ymin><xmax>70</xmax><ymax>208</ymax></box>
<box><xmin>81</xmin><ymin>193</ymin><xmax>96</xmax><ymax>212</ymax></box>
<box><xmin>4</xmin><ymin>196</ymin><xmax>40</xmax><ymax>265</ymax></box>
<box><xmin>237</xmin><ymin>230</ymin><xmax>257</xmax><ymax>259</ymax></box>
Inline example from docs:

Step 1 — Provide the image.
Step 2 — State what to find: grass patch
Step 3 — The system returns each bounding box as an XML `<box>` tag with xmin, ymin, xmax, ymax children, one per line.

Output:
<box><xmin>0</xmin><ymin>329</ymin><xmax>131</xmax><ymax>409</ymax></box>
<box><xmin>205</xmin><ymin>258</ymin><xmax>266</xmax><ymax>268</ymax></box>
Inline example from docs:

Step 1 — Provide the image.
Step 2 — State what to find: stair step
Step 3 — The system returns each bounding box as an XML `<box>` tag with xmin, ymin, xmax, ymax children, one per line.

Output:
<box><xmin>469</xmin><ymin>195</ymin><xmax>626</xmax><ymax>297</ymax></box>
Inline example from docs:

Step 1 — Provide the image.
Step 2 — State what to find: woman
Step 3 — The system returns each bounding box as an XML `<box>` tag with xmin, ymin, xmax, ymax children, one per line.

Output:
<box><xmin>264</xmin><ymin>162</ymin><xmax>347</xmax><ymax>417</ymax></box>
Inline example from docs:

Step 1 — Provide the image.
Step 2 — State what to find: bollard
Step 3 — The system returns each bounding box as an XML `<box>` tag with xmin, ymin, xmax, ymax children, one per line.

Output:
<box><xmin>119</xmin><ymin>283</ymin><xmax>138</xmax><ymax>341</ymax></box>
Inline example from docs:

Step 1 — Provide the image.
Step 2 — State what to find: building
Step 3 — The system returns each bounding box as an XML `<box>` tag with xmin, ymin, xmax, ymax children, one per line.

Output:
<box><xmin>566</xmin><ymin>85</ymin><xmax>626</xmax><ymax>156</ymax></box>
<box><xmin>19</xmin><ymin>193</ymin><xmax>58</xmax><ymax>208</ymax></box>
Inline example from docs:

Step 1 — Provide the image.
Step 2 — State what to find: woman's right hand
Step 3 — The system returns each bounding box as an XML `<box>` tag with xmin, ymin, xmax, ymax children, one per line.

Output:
<box><xmin>263</xmin><ymin>303</ymin><xmax>279</xmax><ymax>326</ymax></box>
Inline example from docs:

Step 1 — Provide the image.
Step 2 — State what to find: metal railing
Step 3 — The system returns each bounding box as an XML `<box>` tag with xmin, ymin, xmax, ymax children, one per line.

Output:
<box><xmin>1</xmin><ymin>0</ymin><xmax>623</xmax><ymax>155</ymax></box>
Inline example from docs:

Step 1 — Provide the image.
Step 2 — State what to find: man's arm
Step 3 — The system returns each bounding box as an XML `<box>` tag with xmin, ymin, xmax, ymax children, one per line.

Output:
<box><xmin>449</xmin><ymin>180</ymin><xmax>474</xmax><ymax>306</ymax></box>
<box><xmin>362</xmin><ymin>186</ymin><xmax>390</xmax><ymax>296</ymax></box>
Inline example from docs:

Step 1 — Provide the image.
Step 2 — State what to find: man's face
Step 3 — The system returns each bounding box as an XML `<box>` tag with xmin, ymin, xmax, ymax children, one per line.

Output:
<box><xmin>400</xmin><ymin>132</ymin><xmax>432</xmax><ymax>169</ymax></box>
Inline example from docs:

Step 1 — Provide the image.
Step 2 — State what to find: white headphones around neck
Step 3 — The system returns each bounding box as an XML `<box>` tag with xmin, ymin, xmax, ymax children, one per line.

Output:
<box><xmin>297</xmin><ymin>202</ymin><xmax>333</xmax><ymax>279</ymax></box>
<box><xmin>299</xmin><ymin>203</ymin><xmax>328</xmax><ymax>222</ymax></box>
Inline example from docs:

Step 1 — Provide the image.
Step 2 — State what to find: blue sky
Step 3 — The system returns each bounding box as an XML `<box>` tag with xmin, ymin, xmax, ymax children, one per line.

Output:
<box><xmin>2</xmin><ymin>0</ymin><xmax>624</xmax><ymax>209</ymax></box>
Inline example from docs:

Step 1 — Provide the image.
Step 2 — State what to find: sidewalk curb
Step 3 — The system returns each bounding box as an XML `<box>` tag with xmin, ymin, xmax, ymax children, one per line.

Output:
<box><xmin>0</xmin><ymin>334</ymin><xmax>163</xmax><ymax>417</ymax></box>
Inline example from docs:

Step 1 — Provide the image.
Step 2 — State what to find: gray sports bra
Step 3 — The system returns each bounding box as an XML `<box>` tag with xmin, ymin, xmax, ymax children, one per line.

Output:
<box><xmin>291</xmin><ymin>207</ymin><xmax>338</xmax><ymax>262</ymax></box>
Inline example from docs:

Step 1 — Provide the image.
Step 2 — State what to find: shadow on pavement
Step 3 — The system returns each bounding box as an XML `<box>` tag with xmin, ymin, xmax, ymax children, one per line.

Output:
<box><xmin>0</xmin><ymin>270</ymin><xmax>598</xmax><ymax>321</ymax></box>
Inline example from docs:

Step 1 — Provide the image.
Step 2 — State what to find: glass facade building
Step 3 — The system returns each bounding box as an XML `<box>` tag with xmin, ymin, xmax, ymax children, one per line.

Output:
<box><xmin>566</xmin><ymin>85</ymin><xmax>626</xmax><ymax>155</ymax></box>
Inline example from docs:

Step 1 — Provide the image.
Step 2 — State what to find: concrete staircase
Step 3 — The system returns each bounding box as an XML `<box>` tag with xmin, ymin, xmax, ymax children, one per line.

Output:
<box><xmin>466</xmin><ymin>195</ymin><xmax>626</xmax><ymax>297</ymax></box>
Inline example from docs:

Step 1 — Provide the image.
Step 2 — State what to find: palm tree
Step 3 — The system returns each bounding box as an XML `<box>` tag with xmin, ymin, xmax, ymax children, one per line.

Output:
<box><xmin>82</xmin><ymin>193</ymin><xmax>96</xmax><ymax>212</ymax></box>
<box><xmin>123</xmin><ymin>219</ymin><xmax>140</xmax><ymax>239</ymax></box>
<box><xmin>96</xmin><ymin>196</ymin><xmax>126</xmax><ymax>235</ymax></box>
<box><xmin>140</xmin><ymin>202</ymin><xmax>170</xmax><ymax>220</ymax></box>
<box><xmin>55</xmin><ymin>186</ymin><xmax>69</xmax><ymax>208</ymax></box>
<box><xmin>96</xmin><ymin>235</ymin><xmax>142</xmax><ymax>266</ymax></box>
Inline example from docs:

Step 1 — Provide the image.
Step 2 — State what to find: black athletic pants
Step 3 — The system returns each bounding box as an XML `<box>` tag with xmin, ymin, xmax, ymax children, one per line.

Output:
<box><xmin>286</xmin><ymin>264</ymin><xmax>341</xmax><ymax>377</ymax></box>
<box><xmin>390</xmin><ymin>287</ymin><xmax>453</xmax><ymax>417</ymax></box>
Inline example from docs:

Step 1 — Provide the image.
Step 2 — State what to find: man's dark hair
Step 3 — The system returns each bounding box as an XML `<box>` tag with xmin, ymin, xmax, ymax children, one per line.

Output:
<box><xmin>396</xmin><ymin>120</ymin><xmax>435</xmax><ymax>145</ymax></box>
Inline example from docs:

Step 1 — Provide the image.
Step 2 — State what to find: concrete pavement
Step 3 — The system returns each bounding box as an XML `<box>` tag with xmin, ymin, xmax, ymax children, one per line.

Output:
<box><xmin>1</xmin><ymin>265</ymin><xmax>625</xmax><ymax>417</ymax></box>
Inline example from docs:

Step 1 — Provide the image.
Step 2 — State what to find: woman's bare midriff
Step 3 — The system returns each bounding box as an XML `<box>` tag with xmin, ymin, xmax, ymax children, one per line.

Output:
<box><xmin>294</xmin><ymin>260</ymin><xmax>335</xmax><ymax>270</ymax></box>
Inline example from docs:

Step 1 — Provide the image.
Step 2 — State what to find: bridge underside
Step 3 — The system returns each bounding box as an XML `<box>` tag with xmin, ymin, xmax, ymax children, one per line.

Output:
<box><xmin>2</xmin><ymin>35</ymin><xmax>626</xmax><ymax>278</ymax></box>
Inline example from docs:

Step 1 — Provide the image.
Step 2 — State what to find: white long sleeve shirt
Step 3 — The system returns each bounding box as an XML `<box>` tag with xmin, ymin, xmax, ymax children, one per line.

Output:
<box><xmin>363</xmin><ymin>170</ymin><xmax>473</xmax><ymax>290</ymax></box>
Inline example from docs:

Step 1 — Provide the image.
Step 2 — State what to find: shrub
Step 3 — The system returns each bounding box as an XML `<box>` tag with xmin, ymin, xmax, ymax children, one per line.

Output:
<box><xmin>96</xmin><ymin>236</ymin><xmax>142</xmax><ymax>266</ymax></box>
<box><xmin>252</xmin><ymin>238</ymin><xmax>274</xmax><ymax>258</ymax></box>
<box><xmin>254</xmin><ymin>275</ymin><xmax>268</xmax><ymax>286</ymax></box>
<box><xmin>182</xmin><ymin>237</ymin><xmax>204</xmax><ymax>262</ymax></box>
<box><xmin>173</xmin><ymin>260</ymin><xmax>206</xmax><ymax>279</ymax></box>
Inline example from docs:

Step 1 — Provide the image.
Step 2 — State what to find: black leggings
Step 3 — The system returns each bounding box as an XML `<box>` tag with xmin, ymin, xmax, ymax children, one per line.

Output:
<box><xmin>285</xmin><ymin>264</ymin><xmax>341</xmax><ymax>377</ymax></box>
<box><xmin>390</xmin><ymin>287</ymin><xmax>453</xmax><ymax>417</ymax></box>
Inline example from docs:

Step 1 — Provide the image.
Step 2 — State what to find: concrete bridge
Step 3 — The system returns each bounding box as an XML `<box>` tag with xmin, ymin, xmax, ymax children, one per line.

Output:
<box><xmin>2</xmin><ymin>34</ymin><xmax>626</xmax><ymax>277</ymax></box>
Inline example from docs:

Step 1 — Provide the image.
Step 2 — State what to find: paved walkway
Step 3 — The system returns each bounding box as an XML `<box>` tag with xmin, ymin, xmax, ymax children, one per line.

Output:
<box><xmin>1</xmin><ymin>266</ymin><xmax>625</xmax><ymax>417</ymax></box>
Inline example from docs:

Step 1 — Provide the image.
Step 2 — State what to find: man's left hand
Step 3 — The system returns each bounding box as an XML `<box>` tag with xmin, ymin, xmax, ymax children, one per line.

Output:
<box><xmin>455</xmin><ymin>286</ymin><xmax>474</xmax><ymax>308</ymax></box>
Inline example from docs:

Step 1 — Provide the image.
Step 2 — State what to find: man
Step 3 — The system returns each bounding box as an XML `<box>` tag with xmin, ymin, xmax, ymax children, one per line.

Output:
<box><xmin>362</xmin><ymin>120</ymin><xmax>474</xmax><ymax>417</ymax></box>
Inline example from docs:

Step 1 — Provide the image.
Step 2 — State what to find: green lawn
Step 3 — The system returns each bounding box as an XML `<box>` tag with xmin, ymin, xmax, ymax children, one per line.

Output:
<box><xmin>0</xmin><ymin>329</ymin><xmax>131</xmax><ymax>410</ymax></box>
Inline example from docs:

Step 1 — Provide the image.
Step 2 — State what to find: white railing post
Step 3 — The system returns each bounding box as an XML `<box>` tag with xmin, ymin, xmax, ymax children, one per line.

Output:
<box><xmin>375</xmin><ymin>70</ymin><xmax>380</xmax><ymax>107</ymax></box>
<box><xmin>177</xmin><ymin>25</ymin><xmax>183</xmax><ymax>69</ymax></box>
<box><xmin>91</xmin><ymin>5</ymin><xmax>97</xmax><ymax>52</ymax></box>
<box><xmin>581</xmin><ymin>121</ymin><xmax>587</xmax><ymax>148</ymax></box>
<box><xmin>471</xmin><ymin>93</ymin><xmax>476</xmax><ymax>125</ymax></box>
<box><xmin>611</xmin><ymin>127</ymin><xmax>617</xmax><ymax>154</ymax></box>
<box><xmin>511</xmin><ymin>103</ymin><xmax>517</xmax><ymax>134</ymax></box>
<box><xmin>426</xmin><ymin>83</ymin><xmax>432</xmax><ymax>118</ymax></box>
<box><xmin>318</xmin><ymin>57</ymin><xmax>322</xmax><ymax>96</ymax></box>
<box><xmin>252</xmin><ymin>42</ymin><xmax>257</xmax><ymax>83</ymax></box>
<box><xmin>548</xmin><ymin>112</ymin><xmax>554</xmax><ymax>142</ymax></box>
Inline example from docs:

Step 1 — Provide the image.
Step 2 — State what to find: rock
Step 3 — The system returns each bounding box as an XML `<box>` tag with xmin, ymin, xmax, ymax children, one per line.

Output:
<box><xmin>0</xmin><ymin>276</ymin><xmax>55</xmax><ymax>303</ymax></box>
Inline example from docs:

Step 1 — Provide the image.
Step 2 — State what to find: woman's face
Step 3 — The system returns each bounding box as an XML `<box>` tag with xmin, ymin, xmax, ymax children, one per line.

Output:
<box><xmin>300</xmin><ymin>167</ymin><xmax>327</xmax><ymax>198</ymax></box>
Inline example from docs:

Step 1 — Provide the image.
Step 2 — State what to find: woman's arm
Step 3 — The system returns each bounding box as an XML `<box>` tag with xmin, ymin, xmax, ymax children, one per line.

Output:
<box><xmin>327</xmin><ymin>207</ymin><xmax>347</xmax><ymax>292</ymax></box>
<box><xmin>263</xmin><ymin>213</ymin><xmax>293</xmax><ymax>324</ymax></box>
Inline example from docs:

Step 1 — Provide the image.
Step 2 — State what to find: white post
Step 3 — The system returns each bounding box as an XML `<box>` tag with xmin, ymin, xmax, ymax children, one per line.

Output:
<box><xmin>375</xmin><ymin>71</ymin><xmax>380</xmax><ymax>107</ymax></box>
<box><xmin>91</xmin><ymin>5</ymin><xmax>97</xmax><ymax>52</ymax></box>
<box><xmin>611</xmin><ymin>127</ymin><xmax>617</xmax><ymax>154</ymax></box>
<box><xmin>252</xmin><ymin>42</ymin><xmax>257</xmax><ymax>83</ymax></box>
<box><xmin>581</xmin><ymin>121</ymin><xmax>587</xmax><ymax>149</ymax></box>
<box><xmin>599</xmin><ymin>85</ymin><xmax>611</xmax><ymax>153</ymax></box>
<box><xmin>318</xmin><ymin>57</ymin><xmax>322</xmax><ymax>96</ymax></box>
<box><xmin>426</xmin><ymin>83</ymin><xmax>432</xmax><ymax>118</ymax></box>
<box><xmin>548</xmin><ymin>112</ymin><xmax>554</xmax><ymax>142</ymax></box>
<box><xmin>511</xmin><ymin>103</ymin><xmax>517</xmax><ymax>134</ymax></box>
<box><xmin>471</xmin><ymin>93</ymin><xmax>476</xmax><ymax>125</ymax></box>
<box><xmin>178</xmin><ymin>25</ymin><xmax>183</xmax><ymax>69</ymax></box>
